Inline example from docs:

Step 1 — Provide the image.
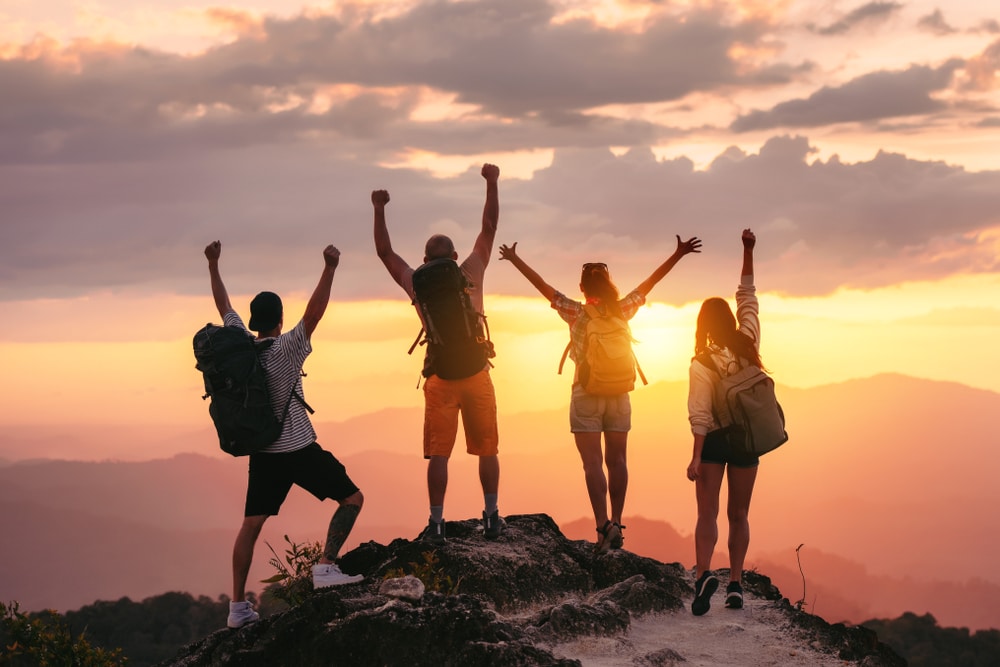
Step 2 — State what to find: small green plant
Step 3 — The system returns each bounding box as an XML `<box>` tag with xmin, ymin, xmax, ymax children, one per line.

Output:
<box><xmin>0</xmin><ymin>600</ymin><xmax>126</xmax><ymax>666</ymax></box>
<box><xmin>262</xmin><ymin>535</ymin><xmax>324</xmax><ymax>608</ymax></box>
<box><xmin>383</xmin><ymin>550</ymin><xmax>461</xmax><ymax>595</ymax></box>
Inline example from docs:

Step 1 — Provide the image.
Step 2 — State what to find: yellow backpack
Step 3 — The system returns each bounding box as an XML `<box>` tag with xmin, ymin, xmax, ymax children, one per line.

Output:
<box><xmin>559</xmin><ymin>304</ymin><xmax>646</xmax><ymax>395</ymax></box>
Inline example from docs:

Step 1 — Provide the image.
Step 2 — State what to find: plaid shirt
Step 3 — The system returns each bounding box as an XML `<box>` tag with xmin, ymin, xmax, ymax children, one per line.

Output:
<box><xmin>550</xmin><ymin>290</ymin><xmax>646</xmax><ymax>373</ymax></box>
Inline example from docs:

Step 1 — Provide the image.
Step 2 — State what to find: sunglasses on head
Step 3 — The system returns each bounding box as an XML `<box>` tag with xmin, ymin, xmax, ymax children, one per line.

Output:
<box><xmin>582</xmin><ymin>262</ymin><xmax>608</xmax><ymax>272</ymax></box>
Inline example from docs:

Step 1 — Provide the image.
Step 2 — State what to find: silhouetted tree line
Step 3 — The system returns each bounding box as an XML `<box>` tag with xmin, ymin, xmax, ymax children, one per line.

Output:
<box><xmin>863</xmin><ymin>612</ymin><xmax>1000</xmax><ymax>667</ymax></box>
<box><xmin>2</xmin><ymin>592</ymin><xmax>270</xmax><ymax>667</ymax></box>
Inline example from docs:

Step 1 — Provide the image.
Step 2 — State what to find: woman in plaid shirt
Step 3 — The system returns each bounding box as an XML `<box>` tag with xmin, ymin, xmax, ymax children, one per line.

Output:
<box><xmin>500</xmin><ymin>235</ymin><xmax>701</xmax><ymax>553</ymax></box>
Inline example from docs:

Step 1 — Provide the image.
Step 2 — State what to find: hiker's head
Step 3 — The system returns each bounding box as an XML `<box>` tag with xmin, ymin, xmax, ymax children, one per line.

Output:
<box><xmin>696</xmin><ymin>298</ymin><xmax>736</xmax><ymax>349</ymax></box>
<box><xmin>249</xmin><ymin>291</ymin><xmax>283</xmax><ymax>333</ymax></box>
<box><xmin>695</xmin><ymin>297</ymin><xmax>762</xmax><ymax>367</ymax></box>
<box><xmin>580</xmin><ymin>262</ymin><xmax>619</xmax><ymax>302</ymax></box>
<box><xmin>424</xmin><ymin>234</ymin><xmax>458</xmax><ymax>262</ymax></box>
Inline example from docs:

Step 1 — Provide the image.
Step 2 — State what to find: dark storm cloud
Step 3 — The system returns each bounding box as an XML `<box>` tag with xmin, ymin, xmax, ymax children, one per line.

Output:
<box><xmin>730</xmin><ymin>62</ymin><xmax>961</xmax><ymax>132</ymax></box>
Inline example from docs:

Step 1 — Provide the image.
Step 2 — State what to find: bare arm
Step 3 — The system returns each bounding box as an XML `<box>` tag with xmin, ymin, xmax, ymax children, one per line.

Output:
<box><xmin>470</xmin><ymin>163</ymin><xmax>500</xmax><ymax>265</ymax></box>
<box><xmin>371</xmin><ymin>189</ymin><xmax>412</xmax><ymax>289</ymax></box>
<box><xmin>204</xmin><ymin>240</ymin><xmax>234</xmax><ymax>319</ymax></box>
<box><xmin>498</xmin><ymin>242</ymin><xmax>558</xmax><ymax>302</ymax></box>
<box><xmin>633</xmin><ymin>235</ymin><xmax>702</xmax><ymax>297</ymax></box>
<box><xmin>741</xmin><ymin>228</ymin><xmax>755</xmax><ymax>277</ymax></box>
<box><xmin>302</xmin><ymin>245</ymin><xmax>340</xmax><ymax>338</ymax></box>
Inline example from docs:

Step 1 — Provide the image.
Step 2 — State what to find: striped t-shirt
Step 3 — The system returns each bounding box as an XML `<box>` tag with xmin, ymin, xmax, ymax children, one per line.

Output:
<box><xmin>223</xmin><ymin>310</ymin><xmax>315</xmax><ymax>454</ymax></box>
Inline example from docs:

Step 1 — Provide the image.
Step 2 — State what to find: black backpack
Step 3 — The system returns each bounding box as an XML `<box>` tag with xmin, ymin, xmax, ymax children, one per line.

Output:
<box><xmin>193</xmin><ymin>324</ymin><xmax>311</xmax><ymax>456</ymax></box>
<box><xmin>409</xmin><ymin>258</ymin><xmax>495</xmax><ymax>380</ymax></box>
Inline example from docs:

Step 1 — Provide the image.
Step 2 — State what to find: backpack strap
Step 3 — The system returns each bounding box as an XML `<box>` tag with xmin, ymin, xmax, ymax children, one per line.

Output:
<box><xmin>558</xmin><ymin>341</ymin><xmax>572</xmax><ymax>375</ymax></box>
<box><xmin>560</xmin><ymin>304</ymin><xmax>602</xmax><ymax>375</ymax></box>
<box><xmin>634</xmin><ymin>354</ymin><xmax>648</xmax><ymax>386</ymax></box>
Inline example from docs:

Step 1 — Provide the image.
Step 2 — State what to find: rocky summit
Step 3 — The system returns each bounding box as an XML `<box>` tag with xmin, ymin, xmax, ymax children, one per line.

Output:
<box><xmin>161</xmin><ymin>514</ymin><xmax>904</xmax><ymax>667</ymax></box>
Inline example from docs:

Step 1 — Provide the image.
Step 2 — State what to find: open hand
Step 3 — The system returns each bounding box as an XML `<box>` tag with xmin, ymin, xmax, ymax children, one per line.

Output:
<box><xmin>676</xmin><ymin>235</ymin><xmax>702</xmax><ymax>256</ymax></box>
<box><xmin>498</xmin><ymin>242</ymin><xmax>518</xmax><ymax>261</ymax></box>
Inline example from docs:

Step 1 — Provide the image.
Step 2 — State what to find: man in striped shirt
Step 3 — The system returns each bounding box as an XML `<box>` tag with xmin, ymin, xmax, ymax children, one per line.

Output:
<box><xmin>204</xmin><ymin>241</ymin><xmax>364</xmax><ymax>629</ymax></box>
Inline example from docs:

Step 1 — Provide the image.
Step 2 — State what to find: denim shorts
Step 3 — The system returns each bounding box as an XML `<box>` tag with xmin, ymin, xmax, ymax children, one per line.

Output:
<box><xmin>569</xmin><ymin>385</ymin><xmax>632</xmax><ymax>433</ymax></box>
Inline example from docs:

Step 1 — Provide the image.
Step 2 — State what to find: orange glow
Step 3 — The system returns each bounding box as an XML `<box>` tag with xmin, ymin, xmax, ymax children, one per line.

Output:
<box><xmin>3</xmin><ymin>275</ymin><xmax>1000</xmax><ymax>427</ymax></box>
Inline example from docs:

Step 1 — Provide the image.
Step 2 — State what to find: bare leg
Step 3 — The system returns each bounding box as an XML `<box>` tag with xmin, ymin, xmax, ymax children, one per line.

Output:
<box><xmin>320</xmin><ymin>491</ymin><xmax>364</xmax><ymax>563</ymax></box>
<box><xmin>427</xmin><ymin>455</ymin><xmax>449</xmax><ymax>508</ymax></box>
<box><xmin>233</xmin><ymin>515</ymin><xmax>268</xmax><ymax>602</ymax></box>
<box><xmin>574</xmin><ymin>432</ymin><xmax>609</xmax><ymax>527</ymax></box>
<box><xmin>604</xmin><ymin>432</ymin><xmax>628</xmax><ymax>524</ymax></box>
<box><xmin>478</xmin><ymin>454</ymin><xmax>499</xmax><ymax>495</ymax></box>
<box><xmin>726</xmin><ymin>465</ymin><xmax>758</xmax><ymax>583</ymax></box>
<box><xmin>694</xmin><ymin>463</ymin><xmax>725</xmax><ymax>579</ymax></box>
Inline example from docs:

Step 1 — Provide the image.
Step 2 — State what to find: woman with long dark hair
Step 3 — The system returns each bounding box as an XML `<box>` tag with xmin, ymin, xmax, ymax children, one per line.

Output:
<box><xmin>686</xmin><ymin>228</ymin><xmax>761</xmax><ymax>615</ymax></box>
<box><xmin>500</xmin><ymin>235</ymin><xmax>701</xmax><ymax>553</ymax></box>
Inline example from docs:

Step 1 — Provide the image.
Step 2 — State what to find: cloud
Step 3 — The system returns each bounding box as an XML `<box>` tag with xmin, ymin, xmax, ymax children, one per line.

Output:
<box><xmin>0</xmin><ymin>0</ymin><xmax>804</xmax><ymax>165</ymax></box>
<box><xmin>730</xmin><ymin>62</ymin><xmax>961</xmax><ymax>131</ymax></box>
<box><xmin>917</xmin><ymin>9</ymin><xmax>957</xmax><ymax>36</ymax></box>
<box><xmin>3</xmin><ymin>136</ymin><xmax>999</xmax><ymax>304</ymax></box>
<box><xmin>811</xmin><ymin>1</ymin><xmax>902</xmax><ymax>37</ymax></box>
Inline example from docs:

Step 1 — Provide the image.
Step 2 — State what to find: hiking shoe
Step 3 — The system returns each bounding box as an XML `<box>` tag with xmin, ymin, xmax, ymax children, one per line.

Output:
<box><xmin>312</xmin><ymin>562</ymin><xmax>364</xmax><ymax>588</ymax></box>
<box><xmin>421</xmin><ymin>518</ymin><xmax>446</xmax><ymax>545</ymax></box>
<box><xmin>610</xmin><ymin>522</ymin><xmax>626</xmax><ymax>550</ymax></box>
<box><xmin>594</xmin><ymin>520</ymin><xmax>621</xmax><ymax>554</ymax></box>
<box><xmin>227</xmin><ymin>601</ymin><xmax>259</xmax><ymax>629</ymax></box>
<box><xmin>725</xmin><ymin>580</ymin><xmax>744</xmax><ymax>609</ymax></box>
<box><xmin>483</xmin><ymin>510</ymin><xmax>506</xmax><ymax>539</ymax></box>
<box><xmin>691</xmin><ymin>571</ymin><xmax>719</xmax><ymax>616</ymax></box>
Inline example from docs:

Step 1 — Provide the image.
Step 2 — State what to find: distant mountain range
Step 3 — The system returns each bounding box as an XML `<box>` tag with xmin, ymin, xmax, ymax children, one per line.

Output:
<box><xmin>1</xmin><ymin>373</ymin><xmax>998</xmax><ymax>631</ymax></box>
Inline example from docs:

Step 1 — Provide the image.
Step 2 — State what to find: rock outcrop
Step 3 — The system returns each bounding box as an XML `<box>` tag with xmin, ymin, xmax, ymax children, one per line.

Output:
<box><xmin>162</xmin><ymin>514</ymin><xmax>904</xmax><ymax>666</ymax></box>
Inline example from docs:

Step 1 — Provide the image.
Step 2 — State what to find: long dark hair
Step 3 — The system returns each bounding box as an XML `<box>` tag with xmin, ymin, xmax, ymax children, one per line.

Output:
<box><xmin>580</xmin><ymin>264</ymin><xmax>623</xmax><ymax>318</ymax></box>
<box><xmin>695</xmin><ymin>297</ymin><xmax>762</xmax><ymax>368</ymax></box>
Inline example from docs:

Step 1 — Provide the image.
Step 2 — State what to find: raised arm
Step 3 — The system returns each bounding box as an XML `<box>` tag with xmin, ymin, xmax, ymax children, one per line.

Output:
<box><xmin>633</xmin><ymin>235</ymin><xmax>702</xmax><ymax>297</ymax></box>
<box><xmin>302</xmin><ymin>245</ymin><xmax>340</xmax><ymax>338</ymax></box>
<box><xmin>470</xmin><ymin>163</ymin><xmax>500</xmax><ymax>265</ymax></box>
<box><xmin>741</xmin><ymin>228</ymin><xmax>755</xmax><ymax>277</ymax></box>
<box><xmin>372</xmin><ymin>189</ymin><xmax>412</xmax><ymax>289</ymax></box>
<box><xmin>498</xmin><ymin>242</ymin><xmax>558</xmax><ymax>302</ymax></box>
<box><xmin>204</xmin><ymin>240</ymin><xmax>234</xmax><ymax>319</ymax></box>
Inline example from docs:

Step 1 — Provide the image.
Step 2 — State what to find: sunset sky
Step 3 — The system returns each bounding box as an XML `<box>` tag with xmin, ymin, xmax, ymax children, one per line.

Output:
<box><xmin>2</xmin><ymin>0</ymin><xmax>999</xmax><ymax>436</ymax></box>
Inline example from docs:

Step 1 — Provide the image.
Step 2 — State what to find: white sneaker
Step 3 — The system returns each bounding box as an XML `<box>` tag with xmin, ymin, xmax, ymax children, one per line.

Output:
<box><xmin>313</xmin><ymin>562</ymin><xmax>364</xmax><ymax>588</ymax></box>
<box><xmin>227</xmin><ymin>600</ymin><xmax>259</xmax><ymax>628</ymax></box>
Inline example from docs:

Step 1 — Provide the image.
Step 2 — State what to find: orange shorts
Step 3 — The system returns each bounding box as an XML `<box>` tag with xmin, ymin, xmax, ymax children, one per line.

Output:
<box><xmin>422</xmin><ymin>370</ymin><xmax>499</xmax><ymax>458</ymax></box>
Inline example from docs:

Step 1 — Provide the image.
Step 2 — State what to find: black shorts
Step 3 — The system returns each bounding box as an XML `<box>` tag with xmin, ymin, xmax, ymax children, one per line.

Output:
<box><xmin>244</xmin><ymin>443</ymin><xmax>360</xmax><ymax>517</ymax></box>
<box><xmin>700</xmin><ymin>429</ymin><xmax>760</xmax><ymax>468</ymax></box>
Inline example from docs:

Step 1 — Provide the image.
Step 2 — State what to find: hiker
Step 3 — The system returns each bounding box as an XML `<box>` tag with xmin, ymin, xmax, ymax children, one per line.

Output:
<box><xmin>499</xmin><ymin>235</ymin><xmax>702</xmax><ymax>553</ymax></box>
<box><xmin>371</xmin><ymin>163</ymin><xmax>503</xmax><ymax>544</ymax></box>
<box><xmin>686</xmin><ymin>228</ymin><xmax>761</xmax><ymax>615</ymax></box>
<box><xmin>204</xmin><ymin>241</ymin><xmax>365</xmax><ymax>630</ymax></box>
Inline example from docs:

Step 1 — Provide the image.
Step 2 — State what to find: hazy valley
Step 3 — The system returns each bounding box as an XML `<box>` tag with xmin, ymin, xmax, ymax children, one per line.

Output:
<box><xmin>1</xmin><ymin>373</ymin><xmax>997</xmax><ymax>631</ymax></box>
